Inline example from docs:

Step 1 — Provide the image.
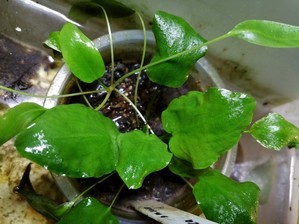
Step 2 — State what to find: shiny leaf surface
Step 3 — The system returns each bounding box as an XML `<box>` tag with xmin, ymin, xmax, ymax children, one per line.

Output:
<box><xmin>43</xmin><ymin>31</ymin><xmax>61</xmax><ymax>52</ymax></box>
<box><xmin>59</xmin><ymin>23</ymin><xmax>105</xmax><ymax>83</ymax></box>
<box><xmin>229</xmin><ymin>20</ymin><xmax>299</xmax><ymax>48</ymax></box>
<box><xmin>162</xmin><ymin>88</ymin><xmax>255</xmax><ymax>169</ymax></box>
<box><xmin>0</xmin><ymin>102</ymin><xmax>46</xmax><ymax>145</ymax></box>
<box><xmin>147</xmin><ymin>11</ymin><xmax>207</xmax><ymax>87</ymax></box>
<box><xmin>58</xmin><ymin>197</ymin><xmax>119</xmax><ymax>224</ymax></box>
<box><xmin>116</xmin><ymin>130</ymin><xmax>172</xmax><ymax>189</ymax></box>
<box><xmin>193</xmin><ymin>169</ymin><xmax>260</xmax><ymax>224</ymax></box>
<box><xmin>250</xmin><ymin>113</ymin><xmax>299</xmax><ymax>149</ymax></box>
<box><xmin>15</xmin><ymin>104</ymin><xmax>120</xmax><ymax>178</ymax></box>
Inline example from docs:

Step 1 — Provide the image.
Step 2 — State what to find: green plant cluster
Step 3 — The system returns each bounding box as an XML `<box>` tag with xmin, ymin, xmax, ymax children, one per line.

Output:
<box><xmin>1</xmin><ymin>4</ymin><xmax>299</xmax><ymax>224</ymax></box>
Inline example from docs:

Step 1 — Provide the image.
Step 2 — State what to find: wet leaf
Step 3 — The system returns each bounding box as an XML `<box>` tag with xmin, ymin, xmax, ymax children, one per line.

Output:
<box><xmin>229</xmin><ymin>20</ymin><xmax>299</xmax><ymax>48</ymax></box>
<box><xmin>43</xmin><ymin>31</ymin><xmax>61</xmax><ymax>52</ymax></box>
<box><xmin>249</xmin><ymin>113</ymin><xmax>299</xmax><ymax>150</ymax></box>
<box><xmin>15</xmin><ymin>104</ymin><xmax>120</xmax><ymax>178</ymax></box>
<box><xmin>116</xmin><ymin>130</ymin><xmax>172</xmax><ymax>189</ymax></box>
<box><xmin>147</xmin><ymin>11</ymin><xmax>207</xmax><ymax>88</ymax></box>
<box><xmin>0</xmin><ymin>102</ymin><xmax>46</xmax><ymax>145</ymax></box>
<box><xmin>162</xmin><ymin>88</ymin><xmax>255</xmax><ymax>169</ymax></box>
<box><xmin>193</xmin><ymin>169</ymin><xmax>260</xmax><ymax>224</ymax></box>
<box><xmin>59</xmin><ymin>23</ymin><xmax>105</xmax><ymax>83</ymax></box>
<box><xmin>15</xmin><ymin>164</ymin><xmax>73</xmax><ymax>220</ymax></box>
<box><xmin>58</xmin><ymin>197</ymin><xmax>119</xmax><ymax>224</ymax></box>
<box><xmin>69</xmin><ymin>0</ymin><xmax>135</xmax><ymax>21</ymax></box>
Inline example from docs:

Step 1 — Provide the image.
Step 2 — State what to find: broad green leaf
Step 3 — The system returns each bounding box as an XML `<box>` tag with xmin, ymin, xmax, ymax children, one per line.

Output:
<box><xmin>0</xmin><ymin>102</ymin><xmax>46</xmax><ymax>145</ymax></box>
<box><xmin>15</xmin><ymin>104</ymin><xmax>120</xmax><ymax>178</ymax></box>
<box><xmin>193</xmin><ymin>169</ymin><xmax>260</xmax><ymax>224</ymax></box>
<box><xmin>162</xmin><ymin>88</ymin><xmax>256</xmax><ymax>169</ymax></box>
<box><xmin>116</xmin><ymin>130</ymin><xmax>172</xmax><ymax>189</ymax></box>
<box><xmin>249</xmin><ymin>113</ymin><xmax>299</xmax><ymax>150</ymax></box>
<box><xmin>69</xmin><ymin>1</ymin><xmax>135</xmax><ymax>21</ymax></box>
<box><xmin>58</xmin><ymin>197</ymin><xmax>119</xmax><ymax>224</ymax></box>
<box><xmin>229</xmin><ymin>20</ymin><xmax>299</xmax><ymax>48</ymax></box>
<box><xmin>15</xmin><ymin>164</ymin><xmax>73</xmax><ymax>221</ymax></box>
<box><xmin>43</xmin><ymin>31</ymin><xmax>61</xmax><ymax>52</ymax></box>
<box><xmin>59</xmin><ymin>23</ymin><xmax>105</xmax><ymax>83</ymax></box>
<box><xmin>147</xmin><ymin>11</ymin><xmax>207</xmax><ymax>88</ymax></box>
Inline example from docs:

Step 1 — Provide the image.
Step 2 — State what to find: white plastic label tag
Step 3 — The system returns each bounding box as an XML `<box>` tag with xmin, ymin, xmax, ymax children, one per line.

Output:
<box><xmin>131</xmin><ymin>199</ymin><xmax>218</xmax><ymax>224</ymax></box>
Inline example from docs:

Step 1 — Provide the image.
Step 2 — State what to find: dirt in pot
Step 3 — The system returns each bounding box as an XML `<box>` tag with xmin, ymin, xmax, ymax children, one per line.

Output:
<box><xmin>64</xmin><ymin>59</ymin><xmax>204</xmax><ymax>219</ymax></box>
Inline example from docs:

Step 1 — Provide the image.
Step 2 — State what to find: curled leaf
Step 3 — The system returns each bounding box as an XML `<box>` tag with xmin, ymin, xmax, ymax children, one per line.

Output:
<box><xmin>15</xmin><ymin>164</ymin><xmax>73</xmax><ymax>220</ymax></box>
<box><xmin>229</xmin><ymin>20</ymin><xmax>299</xmax><ymax>48</ymax></box>
<box><xmin>147</xmin><ymin>11</ymin><xmax>207</xmax><ymax>87</ymax></box>
<box><xmin>162</xmin><ymin>88</ymin><xmax>255</xmax><ymax>169</ymax></box>
<box><xmin>249</xmin><ymin>113</ymin><xmax>299</xmax><ymax>150</ymax></box>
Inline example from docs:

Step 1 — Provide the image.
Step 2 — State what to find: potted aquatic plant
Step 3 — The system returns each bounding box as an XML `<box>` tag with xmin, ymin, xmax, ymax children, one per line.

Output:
<box><xmin>1</xmin><ymin>5</ymin><xmax>299</xmax><ymax>224</ymax></box>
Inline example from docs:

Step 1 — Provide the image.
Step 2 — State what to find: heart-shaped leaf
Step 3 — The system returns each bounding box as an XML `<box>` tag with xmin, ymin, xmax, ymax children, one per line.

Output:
<box><xmin>250</xmin><ymin>113</ymin><xmax>299</xmax><ymax>150</ymax></box>
<box><xmin>58</xmin><ymin>197</ymin><xmax>119</xmax><ymax>224</ymax></box>
<box><xmin>116</xmin><ymin>130</ymin><xmax>172</xmax><ymax>189</ymax></box>
<box><xmin>162</xmin><ymin>88</ymin><xmax>256</xmax><ymax>169</ymax></box>
<box><xmin>15</xmin><ymin>104</ymin><xmax>120</xmax><ymax>178</ymax></box>
<box><xmin>193</xmin><ymin>169</ymin><xmax>260</xmax><ymax>224</ymax></box>
<box><xmin>147</xmin><ymin>11</ymin><xmax>207</xmax><ymax>88</ymax></box>
<box><xmin>0</xmin><ymin>102</ymin><xmax>46</xmax><ymax>145</ymax></box>
<box><xmin>59</xmin><ymin>23</ymin><xmax>105</xmax><ymax>83</ymax></box>
<box><xmin>229</xmin><ymin>20</ymin><xmax>299</xmax><ymax>48</ymax></box>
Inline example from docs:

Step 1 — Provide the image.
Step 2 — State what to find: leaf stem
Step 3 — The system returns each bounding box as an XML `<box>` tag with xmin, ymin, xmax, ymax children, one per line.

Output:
<box><xmin>71</xmin><ymin>172</ymin><xmax>115</xmax><ymax>205</ymax></box>
<box><xmin>0</xmin><ymin>84</ymin><xmax>106</xmax><ymax>99</ymax></box>
<box><xmin>112</xmin><ymin>32</ymin><xmax>233</xmax><ymax>87</ymax></box>
<box><xmin>109</xmin><ymin>183</ymin><xmax>125</xmax><ymax>210</ymax></box>
<box><xmin>114</xmin><ymin>88</ymin><xmax>154</xmax><ymax>134</ymax></box>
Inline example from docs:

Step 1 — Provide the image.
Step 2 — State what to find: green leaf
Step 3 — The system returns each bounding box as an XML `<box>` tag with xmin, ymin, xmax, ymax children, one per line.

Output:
<box><xmin>59</xmin><ymin>23</ymin><xmax>105</xmax><ymax>83</ymax></box>
<box><xmin>168</xmin><ymin>156</ymin><xmax>205</xmax><ymax>178</ymax></box>
<box><xmin>0</xmin><ymin>102</ymin><xmax>46</xmax><ymax>145</ymax></box>
<box><xmin>116</xmin><ymin>130</ymin><xmax>172</xmax><ymax>189</ymax></box>
<box><xmin>15</xmin><ymin>164</ymin><xmax>73</xmax><ymax>221</ymax></box>
<box><xmin>249</xmin><ymin>113</ymin><xmax>299</xmax><ymax>150</ymax></box>
<box><xmin>69</xmin><ymin>1</ymin><xmax>135</xmax><ymax>21</ymax></box>
<box><xmin>58</xmin><ymin>197</ymin><xmax>119</xmax><ymax>224</ymax></box>
<box><xmin>15</xmin><ymin>104</ymin><xmax>120</xmax><ymax>178</ymax></box>
<box><xmin>229</xmin><ymin>20</ymin><xmax>299</xmax><ymax>48</ymax></box>
<box><xmin>162</xmin><ymin>88</ymin><xmax>256</xmax><ymax>169</ymax></box>
<box><xmin>43</xmin><ymin>31</ymin><xmax>61</xmax><ymax>52</ymax></box>
<box><xmin>193</xmin><ymin>169</ymin><xmax>260</xmax><ymax>224</ymax></box>
<box><xmin>147</xmin><ymin>11</ymin><xmax>207</xmax><ymax>88</ymax></box>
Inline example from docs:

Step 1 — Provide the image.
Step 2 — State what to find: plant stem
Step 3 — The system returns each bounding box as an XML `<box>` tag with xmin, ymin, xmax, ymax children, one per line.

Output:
<box><xmin>0</xmin><ymin>84</ymin><xmax>106</xmax><ymax>99</ymax></box>
<box><xmin>134</xmin><ymin>10</ymin><xmax>147</xmax><ymax>127</ymax></box>
<box><xmin>71</xmin><ymin>172</ymin><xmax>115</xmax><ymax>205</ymax></box>
<box><xmin>112</xmin><ymin>32</ymin><xmax>233</xmax><ymax>87</ymax></box>
<box><xmin>114</xmin><ymin>88</ymin><xmax>154</xmax><ymax>134</ymax></box>
<box><xmin>109</xmin><ymin>183</ymin><xmax>125</xmax><ymax>210</ymax></box>
<box><xmin>99</xmin><ymin>5</ymin><xmax>115</xmax><ymax>84</ymax></box>
<box><xmin>182</xmin><ymin>177</ymin><xmax>194</xmax><ymax>189</ymax></box>
<box><xmin>75</xmin><ymin>78</ymin><xmax>93</xmax><ymax>109</ymax></box>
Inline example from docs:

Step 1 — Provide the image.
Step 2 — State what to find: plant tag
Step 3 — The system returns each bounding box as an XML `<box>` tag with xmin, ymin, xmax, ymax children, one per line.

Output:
<box><xmin>130</xmin><ymin>199</ymin><xmax>218</xmax><ymax>224</ymax></box>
